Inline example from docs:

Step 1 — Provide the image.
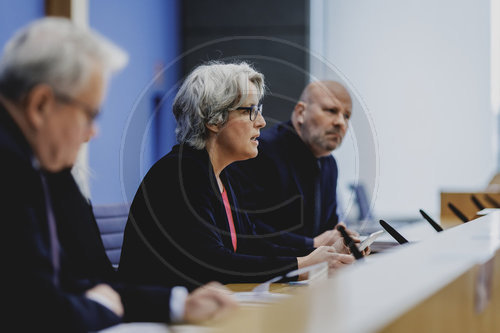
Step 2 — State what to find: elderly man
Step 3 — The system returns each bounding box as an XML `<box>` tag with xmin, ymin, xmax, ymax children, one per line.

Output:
<box><xmin>231</xmin><ymin>81</ymin><xmax>359</xmax><ymax>251</ymax></box>
<box><xmin>0</xmin><ymin>18</ymin><xmax>235</xmax><ymax>332</ymax></box>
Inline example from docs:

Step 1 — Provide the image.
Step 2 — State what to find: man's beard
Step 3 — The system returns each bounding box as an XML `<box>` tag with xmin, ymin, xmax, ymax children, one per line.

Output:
<box><xmin>314</xmin><ymin>129</ymin><xmax>343</xmax><ymax>151</ymax></box>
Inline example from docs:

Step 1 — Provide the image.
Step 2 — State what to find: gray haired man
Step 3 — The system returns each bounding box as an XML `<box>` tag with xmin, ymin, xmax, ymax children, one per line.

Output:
<box><xmin>0</xmin><ymin>17</ymin><xmax>235</xmax><ymax>332</ymax></box>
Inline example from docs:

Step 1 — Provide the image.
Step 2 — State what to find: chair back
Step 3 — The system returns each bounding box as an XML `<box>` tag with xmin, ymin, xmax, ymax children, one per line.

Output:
<box><xmin>93</xmin><ymin>203</ymin><xmax>130</xmax><ymax>267</ymax></box>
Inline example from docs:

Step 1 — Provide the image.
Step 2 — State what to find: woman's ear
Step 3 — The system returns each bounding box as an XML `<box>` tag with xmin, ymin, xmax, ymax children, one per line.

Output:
<box><xmin>205</xmin><ymin>123</ymin><xmax>220</xmax><ymax>134</ymax></box>
<box><xmin>24</xmin><ymin>84</ymin><xmax>54</xmax><ymax>130</ymax></box>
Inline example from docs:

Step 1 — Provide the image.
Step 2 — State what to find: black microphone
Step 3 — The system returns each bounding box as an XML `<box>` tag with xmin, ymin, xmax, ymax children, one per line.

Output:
<box><xmin>484</xmin><ymin>194</ymin><xmax>500</xmax><ymax>208</ymax></box>
<box><xmin>336</xmin><ymin>225</ymin><xmax>364</xmax><ymax>260</ymax></box>
<box><xmin>447</xmin><ymin>202</ymin><xmax>469</xmax><ymax>223</ymax></box>
<box><xmin>419</xmin><ymin>209</ymin><xmax>443</xmax><ymax>232</ymax></box>
<box><xmin>470</xmin><ymin>194</ymin><xmax>485</xmax><ymax>211</ymax></box>
<box><xmin>379</xmin><ymin>220</ymin><xmax>409</xmax><ymax>244</ymax></box>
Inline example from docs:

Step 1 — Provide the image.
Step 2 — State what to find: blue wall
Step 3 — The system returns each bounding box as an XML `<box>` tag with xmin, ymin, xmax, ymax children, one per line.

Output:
<box><xmin>0</xmin><ymin>0</ymin><xmax>44</xmax><ymax>51</ymax></box>
<box><xmin>0</xmin><ymin>0</ymin><xmax>180</xmax><ymax>204</ymax></box>
<box><xmin>89</xmin><ymin>0</ymin><xmax>180</xmax><ymax>204</ymax></box>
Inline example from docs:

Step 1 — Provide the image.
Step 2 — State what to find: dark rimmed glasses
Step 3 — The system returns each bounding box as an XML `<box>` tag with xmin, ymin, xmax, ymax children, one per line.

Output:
<box><xmin>235</xmin><ymin>104</ymin><xmax>263</xmax><ymax>121</ymax></box>
<box><xmin>54</xmin><ymin>93</ymin><xmax>100</xmax><ymax>124</ymax></box>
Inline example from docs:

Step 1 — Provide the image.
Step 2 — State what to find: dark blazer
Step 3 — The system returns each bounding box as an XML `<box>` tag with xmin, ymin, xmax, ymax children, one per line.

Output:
<box><xmin>48</xmin><ymin>169</ymin><xmax>174</xmax><ymax>324</ymax></box>
<box><xmin>119</xmin><ymin>144</ymin><xmax>308</xmax><ymax>290</ymax></box>
<box><xmin>230</xmin><ymin>121</ymin><xmax>339</xmax><ymax>248</ymax></box>
<box><xmin>0</xmin><ymin>104</ymin><xmax>171</xmax><ymax>333</ymax></box>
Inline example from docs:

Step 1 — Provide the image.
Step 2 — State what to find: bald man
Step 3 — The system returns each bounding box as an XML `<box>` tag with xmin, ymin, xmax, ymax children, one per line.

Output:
<box><xmin>230</xmin><ymin>81</ymin><xmax>358</xmax><ymax>252</ymax></box>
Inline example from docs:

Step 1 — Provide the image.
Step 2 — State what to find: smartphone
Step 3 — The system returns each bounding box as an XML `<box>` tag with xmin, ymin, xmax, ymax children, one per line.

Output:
<box><xmin>358</xmin><ymin>230</ymin><xmax>384</xmax><ymax>251</ymax></box>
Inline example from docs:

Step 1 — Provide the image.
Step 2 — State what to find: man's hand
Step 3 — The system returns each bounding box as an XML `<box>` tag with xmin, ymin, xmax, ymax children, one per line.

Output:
<box><xmin>85</xmin><ymin>284</ymin><xmax>124</xmax><ymax>317</ymax></box>
<box><xmin>297</xmin><ymin>246</ymin><xmax>355</xmax><ymax>279</ymax></box>
<box><xmin>183</xmin><ymin>282</ymin><xmax>238</xmax><ymax>323</ymax></box>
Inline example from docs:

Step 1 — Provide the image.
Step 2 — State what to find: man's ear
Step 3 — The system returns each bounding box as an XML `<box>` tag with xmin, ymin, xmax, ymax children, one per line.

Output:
<box><xmin>24</xmin><ymin>84</ymin><xmax>54</xmax><ymax>130</ymax></box>
<box><xmin>294</xmin><ymin>101</ymin><xmax>306</xmax><ymax>125</ymax></box>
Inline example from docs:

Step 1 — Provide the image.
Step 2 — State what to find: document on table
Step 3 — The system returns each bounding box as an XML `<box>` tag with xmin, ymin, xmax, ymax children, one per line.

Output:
<box><xmin>235</xmin><ymin>263</ymin><xmax>328</xmax><ymax>304</ymax></box>
<box><xmin>477</xmin><ymin>208</ymin><xmax>500</xmax><ymax>216</ymax></box>
<box><xmin>234</xmin><ymin>291</ymin><xmax>291</xmax><ymax>304</ymax></box>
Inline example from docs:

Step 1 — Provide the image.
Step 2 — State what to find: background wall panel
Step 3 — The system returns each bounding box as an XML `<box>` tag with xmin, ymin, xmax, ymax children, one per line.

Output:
<box><xmin>310</xmin><ymin>0</ymin><xmax>495</xmax><ymax>220</ymax></box>
<box><xmin>88</xmin><ymin>0</ymin><xmax>181</xmax><ymax>204</ymax></box>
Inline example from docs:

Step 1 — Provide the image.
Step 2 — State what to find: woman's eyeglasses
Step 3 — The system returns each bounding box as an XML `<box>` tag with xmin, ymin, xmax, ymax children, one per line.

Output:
<box><xmin>235</xmin><ymin>104</ymin><xmax>263</xmax><ymax>121</ymax></box>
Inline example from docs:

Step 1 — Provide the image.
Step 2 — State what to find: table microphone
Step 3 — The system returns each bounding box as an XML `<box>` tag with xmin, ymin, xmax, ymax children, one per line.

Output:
<box><xmin>470</xmin><ymin>194</ymin><xmax>485</xmax><ymax>211</ymax></box>
<box><xmin>484</xmin><ymin>194</ymin><xmax>500</xmax><ymax>208</ymax></box>
<box><xmin>419</xmin><ymin>209</ymin><xmax>443</xmax><ymax>232</ymax></box>
<box><xmin>379</xmin><ymin>220</ymin><xmax>409</xmax><ymax>244</ymax></box>
<box><xmin>447</xmin><ymin>202</ymin><xmax>469</xmax><ymax>223</ymax></box>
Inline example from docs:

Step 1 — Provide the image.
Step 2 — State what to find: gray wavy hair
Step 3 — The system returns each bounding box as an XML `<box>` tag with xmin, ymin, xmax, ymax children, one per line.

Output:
<box><xmin>173</xmin><ymin>61</ymin><xmax>265</xmax><ymax>149</ymax></box>
<box><xmin>0</xmin><ymin>17</ymin><xmax>128</xmax><ymax>101</ymax></box>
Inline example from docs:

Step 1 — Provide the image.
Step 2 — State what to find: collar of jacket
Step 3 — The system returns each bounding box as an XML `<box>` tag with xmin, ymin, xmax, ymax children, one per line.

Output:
<box><xmin>0</xmin><ymin>101</ymin><xmax>35</xmax><ymax>166</ymax></box>
<box><xmin>279</xmin><ymin>120</ymin><xmax>322</xmax><ymax>173</ymax></box>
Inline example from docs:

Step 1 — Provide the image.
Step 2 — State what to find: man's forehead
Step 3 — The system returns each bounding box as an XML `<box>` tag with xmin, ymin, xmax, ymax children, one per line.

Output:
<box><xmin>310</xmin><ymin>85</ymin><xmax>350</xmax><ymax>109</ymax></box>
<box><xmin>309</xmin><ymin>82</ymin><xmax>351</xmax><ymax>105</ymax></box>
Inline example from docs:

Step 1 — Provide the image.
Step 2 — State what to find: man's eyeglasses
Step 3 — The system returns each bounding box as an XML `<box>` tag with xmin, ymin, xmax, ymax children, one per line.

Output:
<box><xmin>235</xmin><ymin>104</ymin><xmax>263</xmax><ymax>121</ymax></box>
<box><xmin>55</xmin><ymin>93</ymin><xmax>100</xmax><ymax>123</ymax></box>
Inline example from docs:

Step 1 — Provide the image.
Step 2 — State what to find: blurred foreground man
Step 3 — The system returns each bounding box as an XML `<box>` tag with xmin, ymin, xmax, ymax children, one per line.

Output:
<box><xmin>231</xmin><ymin>81</ymin><xmax>361</xmax><ymax>251</ymax></box>
<box><xmin>0</xmin><ymin>18</ymin><xmax>235</xmax><ymax>332</ymax></box>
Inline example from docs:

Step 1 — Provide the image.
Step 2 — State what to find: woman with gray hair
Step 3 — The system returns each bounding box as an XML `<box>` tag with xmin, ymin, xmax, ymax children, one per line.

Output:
<box><xmin>119</xmin><ymin>62</ymin><xmax>354</xmax><ymax>289</ymax></box>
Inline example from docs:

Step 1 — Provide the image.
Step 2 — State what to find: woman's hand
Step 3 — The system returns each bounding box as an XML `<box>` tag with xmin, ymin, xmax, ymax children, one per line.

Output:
<box><xmin>297</xmin><ymin>246</ymin><xmax>355</xmax><ymax>279</ymax></box>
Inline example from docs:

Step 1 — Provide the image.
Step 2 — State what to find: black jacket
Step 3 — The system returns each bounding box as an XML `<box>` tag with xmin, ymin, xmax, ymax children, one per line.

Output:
<box><xmin>119</xmin><ymin>144</ymin><xmax>308</xmax><ymax>290</ymax></box>
<box><xmin>48</xmin><ymin>169</ymin><xmax>174</xmax><ymax>324</ymax></box>
<box><xmin>0</xmin><ymin>104</ymin><xmax>171</xmax><ymax>332</ymax></box>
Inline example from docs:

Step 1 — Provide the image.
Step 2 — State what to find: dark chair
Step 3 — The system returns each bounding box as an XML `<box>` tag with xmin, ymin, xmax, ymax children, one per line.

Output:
<box><xmin>347</xmin><ymin>183</ymin><xmax>382</xmax><ymax>235</ymax></box>
<box><xmin>93</xmin><ymin>203</ymin><xmax>130</xmax><ymax>268</ymax></box>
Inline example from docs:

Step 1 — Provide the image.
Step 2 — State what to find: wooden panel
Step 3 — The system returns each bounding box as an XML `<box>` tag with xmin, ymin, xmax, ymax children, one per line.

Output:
<box><xmin>115</xmin><ymin>214</ymin><xmax>500</xmax><ymax>332</ymax></box>
<box><xmin>225</xmin><ymin>283</ymin><xmax>298</xmax><ymax>294</ymax></box>
<box><xmin>440</xmin><ymin>192</ymin><xmax>500</xmax><ymax>228</ymax></box>
<box><xmin>381</xmin><ymin>248</ymin><xmax>500</xmax><ymax>333</ymax></box>
<box><xmin>216</xmin><ymin>249</ymin><xmax>500</xmax><ymax>333</ymax></box>
<box><xmin>45</xmin><ymin>0</ymin><xmax>71</xmax><ymax>18</ymax></box>
<box><xmin>474</xmin><ymin>250</ymin><xmax>500</xmax><ymax>332</ymax></box>
<box><xmin>214</xmin><ymin>279</ymin><xmax>340</xmax><ymax>333</ymax></box>
<box><xmin>213</xmin><ymin>287</ymin><xmax>313</xmax><ymax>333</ymax></box>
<box><xmin>488</xmin><ymin>172</ymin><xmax>500</xmax><ymax>186</ymax></box>
<box><xmin>380</xmin><ymin>267</ymin><xmax>476</xmax><ymax>333</ymax></box>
